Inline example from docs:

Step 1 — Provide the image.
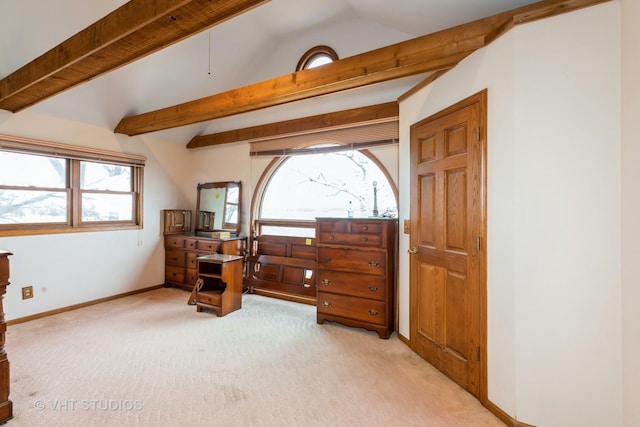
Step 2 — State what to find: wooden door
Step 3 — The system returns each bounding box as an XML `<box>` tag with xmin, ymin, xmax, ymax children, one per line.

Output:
<box><xmin>409</xmin><ymin>90</ymin><xmax>487</xmax><ymax>400</ymax></box>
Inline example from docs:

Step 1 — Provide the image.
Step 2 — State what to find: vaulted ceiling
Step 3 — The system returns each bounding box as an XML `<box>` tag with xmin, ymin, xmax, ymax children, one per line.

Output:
<box><xmin>0</xmin><ymin>0</ymin><xmax>607</xmax><ymax>146</ymax></box>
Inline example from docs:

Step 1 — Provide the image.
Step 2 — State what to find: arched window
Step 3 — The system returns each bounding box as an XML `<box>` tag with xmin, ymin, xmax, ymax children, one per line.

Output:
<box><xmin>296</xmin><ymin>45</ymin><xmax>339</xmax><ymax>71</ymax></box>
<box><xmin>253</xmin><ymin>150</ymin><xmax>397</xmax><ymax>237</ymax></box>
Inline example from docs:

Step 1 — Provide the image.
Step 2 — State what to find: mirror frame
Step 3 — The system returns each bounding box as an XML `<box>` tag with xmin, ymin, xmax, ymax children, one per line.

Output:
<box><xmin>195</xmin><ymin>181</ymin><xmax>241</xmax><ymax>236</ymax></box>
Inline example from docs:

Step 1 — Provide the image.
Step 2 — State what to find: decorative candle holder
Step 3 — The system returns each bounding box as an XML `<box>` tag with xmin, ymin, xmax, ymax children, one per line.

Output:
<box><xmin>372</xmin><ymin>181</ymin><xmax>379</xmax><ymax>217</ymax></box>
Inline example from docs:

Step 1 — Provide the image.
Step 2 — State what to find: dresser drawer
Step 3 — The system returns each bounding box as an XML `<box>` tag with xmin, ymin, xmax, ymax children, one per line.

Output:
<box><xmin>186</xmin><ymin>252</ymin><xmax>198</xmax><ymax>269</ymax></box>
<box><xmin>318</xmin><ymin>220</ymin><xmax>384</xmax><ymax>247</ymax></box>
<box><xmin>186</xmin><ymin>268</ymin><xmax>199</xmax><ymax>286</ymax></box>
<box><xmin>196</xmin><ymin>290</ymin><xmax>222</xmax><ymax>306</ymax></box>
<box><xmin>318</xmin><ymin>219</ymin><xmax>383</xmax><ymax>233</ymax></box>
<box><xmin>350</xmin><ymin>220</ymin><xmax>383</xmax><ymax>234</ymax></box>
<box><xmin>317</xmin><ymin>248</ymin><xmax>386</xmax><ymax>276</ymax></box>
<box><xmin>318</xmin><ymin>219</ymin><xmax>349</xmax><ymax>234</ymax></box>
<box><xmin>184</xmin><ymin>238</ymin><xmax>197</xmax><ymax>250</ymax></box>
<box><xmin>165</xmin><ymin>236</ymin><xmax>185</xmax><ymax>248</ymax></box>
<box><xmin>317</xmin><ymin>292</ymin><xmax>386</xmax><ymax>326</ymax></box>
<box><xmin>317</xmin><ymin>269</ymin><xmax>385</xmax><ymax>300</ymax></box>
<box><xmin>165</xmin><ymin>266</ymin><xmax>185</xmax><ymax>283</ymax></box>
<box><xmin>197</xmin><ymin>240</ymin><xmax>222</xmax><ymax>253</ymax></box>
<box><xmin>318</xmin><ymin>231</ymin><xmax>382</xmax><ymax>247</ymax></box>
<box><xmin>165</xmin><ymin>250</ymin><xmax>186</xmax><ymax>267</ymax></box>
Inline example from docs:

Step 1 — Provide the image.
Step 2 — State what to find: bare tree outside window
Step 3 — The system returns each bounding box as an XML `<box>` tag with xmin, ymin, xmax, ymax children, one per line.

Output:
<box><xmin>1</xmin><ymin>151</ymin><xmax>138</xmax><ymax>227</ymax></box>
<box><xmin>0</xmin><ymin>151</ymin><xmax>68</xmax><ymax>224</ymax></box>
<box><xmin>260</xmin><ymin>151</ymin><xmax>397</xmax><ymax>231</ymax></box>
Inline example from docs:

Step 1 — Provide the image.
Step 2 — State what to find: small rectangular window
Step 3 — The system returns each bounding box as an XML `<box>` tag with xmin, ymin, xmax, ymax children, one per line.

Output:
<box><xmin>81</xmin><ymin>192</ymin><xmax>134</xmax><ymax>222</ymax></box>
<box><xmin>80</xmin><ymin>161</ymin><xmax>132</xmax><ymax>191</ymax></box>
<box><xmin>0</xmin><ymin>189</ymin><xmax>69</xmax><ymax>225</ymax></box>
<box><xmin>0</xmin><ymin>151</ymin><xmax>67</xmax><ymax>188</ymax></box>
<box><xmin>79</xmin><ymin>161</ymin><xmax>135</xmax><ymax>223</ymax></box>
<box><xmin>0</xmin><ymin>134</ymin><xmax>145</xmax><ymax>236</ymax></box>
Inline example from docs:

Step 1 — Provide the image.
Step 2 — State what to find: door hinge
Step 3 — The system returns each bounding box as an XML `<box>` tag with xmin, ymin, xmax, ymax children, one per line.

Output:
<box><xmin>475</xmin><ymin>127</ymin><xmax>481</xmax><ymax>141</ymax></box>
<box><xmin>475</xmin><ymin>236</ymin><xmax>481</xmax><ymax>251</ymax></box>
<box><xmin>477</xmin><ymin>346</ymin><xmax>481</xmax><ymax>361</ymax></box>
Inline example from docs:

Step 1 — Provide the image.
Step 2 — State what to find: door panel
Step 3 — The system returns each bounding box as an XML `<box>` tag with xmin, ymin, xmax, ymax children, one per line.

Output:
<box><xmin>416</xmin><ymin>262</ymin><xmax>438</xmax><ymax>340</ymax></box>
<box><xmin>409</xmin><ymin>90</ymin><xmax>487</xmax><ymax>400</ymax></box>
<box><xmin>420</xmin><ymin>174</ymin><xmax>436</xmax><ymax>246</ymax></box>
<box><xmin>446</xmin><ymin>168</ymin><xmax>467</xmax><ymax>251</ymax></box>
<box><xmin>446</xmin><ymin>271</ymin><xmax>468</xmax><ymax>358</ymax></box>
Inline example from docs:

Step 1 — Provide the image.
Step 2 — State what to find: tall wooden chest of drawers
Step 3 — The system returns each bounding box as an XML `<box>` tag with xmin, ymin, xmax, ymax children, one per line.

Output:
<box><xmin>315</xmin><ymin>218</ymin><xmax>397</xmax><ymax>339</ymax></box>
<box><xmin>0</xmin><ymin>251</ymin><xmax>12</xmax><ymax>423</ymax></box>
<box><xmin>164</xmin><ymin>235</ymin><xmax>246</xmax><ymax>291</ymax></box>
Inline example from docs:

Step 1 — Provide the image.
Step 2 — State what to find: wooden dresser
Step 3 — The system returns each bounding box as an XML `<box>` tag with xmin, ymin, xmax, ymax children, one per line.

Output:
<box><xmin>315</xmin><ymin>218</ymin><xmax>397</xmax><ymax>339</ymax></box>
<box><xmin>0</xmin><ymin>251</ymin><xmax>12</xmax><ymax>424</ymax></box>
<box><xmin>164</xmin><ymin>234</ymin><xmax>246</xmax><ymax>291</ymax></box>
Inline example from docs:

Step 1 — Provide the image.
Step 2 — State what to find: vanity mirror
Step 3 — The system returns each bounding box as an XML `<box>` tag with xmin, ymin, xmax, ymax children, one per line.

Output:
<box><xmin>195</xmin><ymin>181</ymin><xmax>241</xmax><ymax>236</ymax></box>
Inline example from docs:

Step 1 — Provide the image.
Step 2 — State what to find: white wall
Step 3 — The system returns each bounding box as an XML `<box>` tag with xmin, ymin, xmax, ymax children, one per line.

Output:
<box><xmin>513</xmin><ymin>6</ymin><xmax>621</xmax><ymax>425</ymax></box>
<box><xmin>400</xmin><ymin>2</ymin><xmax>622</xmax><ymax>425</ymax></box>
<box><xmin>0</xmin><ymin>111</ymin><xmax>193</xmax><ymax>320</ymax></box>
<box><xmin>621</xmin><ymin>0</ymin><xmax>640</xmax><ymax>425</ymax></box>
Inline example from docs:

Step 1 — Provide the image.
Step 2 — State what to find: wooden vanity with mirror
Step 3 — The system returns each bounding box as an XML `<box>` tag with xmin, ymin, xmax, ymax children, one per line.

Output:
<box><xmin>163</xmin><ymin>181</ymin><xmax>246</xmax><ymax>292</ymax></box>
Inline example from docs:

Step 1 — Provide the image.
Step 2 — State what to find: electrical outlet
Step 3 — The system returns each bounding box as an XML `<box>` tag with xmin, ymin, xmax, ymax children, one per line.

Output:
<box><xmin>22</xmin><ymin>286</ymin><xmax>33</xmax><ymax>300</ymax></box>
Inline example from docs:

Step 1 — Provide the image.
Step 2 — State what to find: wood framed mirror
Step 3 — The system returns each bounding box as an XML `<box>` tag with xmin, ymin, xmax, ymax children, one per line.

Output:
<box><xmin>195</xmin><ymin>181</ymin><xmax>241</xmax><ymax>236</ymax></box>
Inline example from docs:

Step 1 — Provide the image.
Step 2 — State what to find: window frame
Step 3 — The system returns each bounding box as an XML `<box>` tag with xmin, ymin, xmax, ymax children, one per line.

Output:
<box><xmin>221</xmin><ymin>186</ymin><xmax>240</xmax><ymax>230</ymax></box>
<box><xmin>296</xmin><ymin>45</ymin><xmax>339</xmax><ymax>71</ymax></box>
<box><xmin>0</xmin><ymin>134</ymin><xmax>145</xmax><ymax>236</ymax></box>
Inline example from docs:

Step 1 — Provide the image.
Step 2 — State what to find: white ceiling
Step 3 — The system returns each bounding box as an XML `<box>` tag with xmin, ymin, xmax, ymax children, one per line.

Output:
<box><xmin>0</xmin><ymin>0</ymin><xmax>538</xmax><ymax>144</ymax></box>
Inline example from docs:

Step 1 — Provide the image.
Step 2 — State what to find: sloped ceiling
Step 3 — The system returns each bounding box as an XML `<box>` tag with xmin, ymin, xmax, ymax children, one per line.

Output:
<box><xmin>0</xmin><ymin>0</ymin><xmax>541</xmax><ymax>144</ymax></box>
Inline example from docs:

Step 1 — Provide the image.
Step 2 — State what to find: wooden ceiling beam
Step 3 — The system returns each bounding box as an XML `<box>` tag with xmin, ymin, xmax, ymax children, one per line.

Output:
<box><xmin>114</xmin><ymin>0</ymin><xmax>610</xmax><ymax>137</ymax></box>
<box><xmin>0</xmin><ymin>0</ymin><xmax>270</xmax><ymax>112</ymax></box>
<box><xmin>187</xmin><ymin>102</ymin><xmax>399</xmax><ymax>149</ymax></box>
<box><xmin>115</xmin><ymin>31</ymin><xmax>490</xmax><ymax>136</ymax></box>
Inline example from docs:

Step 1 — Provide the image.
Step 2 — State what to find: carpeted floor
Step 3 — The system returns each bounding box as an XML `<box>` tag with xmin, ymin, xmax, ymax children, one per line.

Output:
<box><xmin>4</xmin><ymin>288</ymin><xmax>504</xmax><ymax>426</ymax></box>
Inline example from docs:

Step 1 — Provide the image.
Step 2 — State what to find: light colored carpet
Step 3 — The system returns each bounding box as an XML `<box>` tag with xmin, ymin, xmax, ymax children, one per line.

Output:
<box><xmin>5</xmin><ymin>288</ymin><xmax>504</xmax><ymax>427</ymax></box>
